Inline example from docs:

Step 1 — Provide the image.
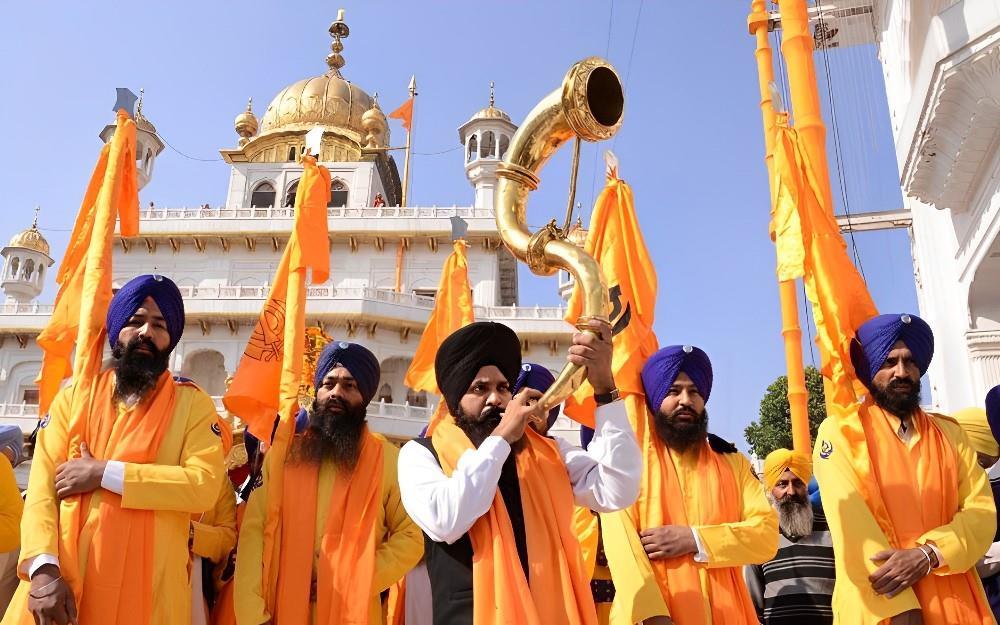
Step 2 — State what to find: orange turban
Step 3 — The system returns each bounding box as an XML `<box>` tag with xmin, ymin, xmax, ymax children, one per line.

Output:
<box><xmin>762</xmin><ymin>448</ymin><xmax>812</xmax><ymax>490</ymax></box>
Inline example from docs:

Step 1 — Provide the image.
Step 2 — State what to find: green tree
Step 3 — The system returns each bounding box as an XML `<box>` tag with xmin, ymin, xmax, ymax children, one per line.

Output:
<box><xmin>744</xmin><ymin>366</ymin><xmax>827</xmax><ymax>458</ymax></box>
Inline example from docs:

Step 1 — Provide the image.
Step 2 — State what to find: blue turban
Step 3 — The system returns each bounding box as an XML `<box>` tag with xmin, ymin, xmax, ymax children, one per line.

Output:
<box><xmin>0</xmin><ymin>424</ymin><xmax>23</xmax><ymax>467</ymax></box>
<box><xmin>579</xmin><ymin>425</ymin><xmax>595</xmax><ymax>450</ymax></box>
<box><xmin>640</xmin><ymin>345</ymin><xmax>714</xmax><ymax>413</ymax></box>
<box><xmin>851</xmin><ymin>313</ymin><xmax>934</xmax><ymax>389</ymax></box>
<box><xmin>107</xmin><ymin>274</ymin><xmax>185</xmax><ymax>352</ymax></box>
<box><xmin>314</xmin><ymin>341</ymin><xmax>381</xmax><ymax>407</ymax></box>
<box><xmin>513</xmin><ymin>363</ymin><xmax>560</xmax><ymax>429</ymax></box>
<box><xmin>986</xmin><ymin>385</ymin><xmax>1000</xmax><ymax>445</ymax></box>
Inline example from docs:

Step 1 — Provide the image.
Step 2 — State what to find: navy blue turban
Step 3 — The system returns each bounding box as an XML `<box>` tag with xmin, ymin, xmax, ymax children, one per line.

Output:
<box><xmin>513</xmin><ymin>363</ymin><xmax>560</xmax><ymax>429</ymax></box>
<box><xmin>106</xmin><ymin>274</ymin><xmax>185</xmax><ymax>353</ymax></box>
<box><xmin>435</xmin><ymin>322</ymin><xmax>521</xmax><ymax>415</ymax></box>
<box><xmin>850</xmin><ymin>313</ymin><xmax>934</xmax><ymax>389</ymax></box>
<box><xmin>314</xmin><ymin>341</ymin><xmax>381</xmax><ymax>407</ymax></box>
<box><xmin>640</xmin><ymin>345</ymin><xmax>714</xmax><ymax>413</ymax></box>
<box><xmin>986</xmin><ymin>385</ymin><xmax>1000</xmax><ymax>445</ymax></box>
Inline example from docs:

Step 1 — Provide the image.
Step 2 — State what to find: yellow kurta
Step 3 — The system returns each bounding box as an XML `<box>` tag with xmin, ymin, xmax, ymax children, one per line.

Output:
<box><xmin>9</xmin><ymin>380</ymin><xmax>224</xmax><ymax>625</ymax></box>
<box><xmin>0</xmin><ymin>455</ymin><xmax>23</xmax><ymax>554</ymax></box>
<box><xmin>814</xmin><ymin>411</ymin><xmax>996</xmax><ymax>624</ymax></box>
<box><xmin>192</xmin><ymin>478</ymin><xmax>237</xmax><ymax>565</ymax></box>
<box><xmin>235</xmin><ymin>438</ymin><xmax>424</xmax><ymax>625</ymax></box>
<box><xmin>632</xmin><ymin>448</ymin><xmax>777</xmax><ymax>624</ymax></box>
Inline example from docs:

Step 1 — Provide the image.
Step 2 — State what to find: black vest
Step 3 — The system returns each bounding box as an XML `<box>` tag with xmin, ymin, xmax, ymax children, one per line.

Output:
<box><xmin>413</xmin><ymin>437</ymin><xmax>529</xmax><ymax>625</ymax></box>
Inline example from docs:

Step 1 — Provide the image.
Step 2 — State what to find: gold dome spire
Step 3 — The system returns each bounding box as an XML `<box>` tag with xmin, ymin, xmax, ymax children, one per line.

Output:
<box><xmin>469</xmin><ymin>81</ymin><xmax>511</xmax><ymax>122</ymax></box>
<box><xmin>235</xmin><ymin>97</ymin><xmax>259</xmax><ymax>147</ymax></box>
<box><xmin>8</xmin><ymin>207</ymin><xmax>50</xmax><ymax>256</ymax></box>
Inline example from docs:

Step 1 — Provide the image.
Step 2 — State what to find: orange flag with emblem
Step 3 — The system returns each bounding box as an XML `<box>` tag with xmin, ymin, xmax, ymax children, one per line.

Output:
<box><xmin>404</xmin><ymin>239</ymin><xmax>475</xmax><ymax>433</ymax></box>
<box><xmin>564</xmin><ymin>158</ymin><xmax>658</xmax><ymax>434</ymax></box>
<box><xmin>35</xmin><ymin>110</ymin><xmax>139</xmax><ymax>416</ymax></box>
<box><xmin>223</xmin><ymin>156</ymin><xmax>331</xmax><ymax>442</ymax></box>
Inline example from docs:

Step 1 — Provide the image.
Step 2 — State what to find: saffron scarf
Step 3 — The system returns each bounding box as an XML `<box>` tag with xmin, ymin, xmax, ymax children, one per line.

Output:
<box><xmin>637</xmin><ymin>435</ymin><xmax>756</xmax><ymax>625</ymax></box>
<box><xmin>431</xmin><ymin>418</ymin><xmax>597</xmax><ymax>625</ymax></box>
<box><xmin>273</xmin><ymin>428</ymin><xmax>383</xmax><ymax>624</ymax></box>
<box><xmin>863</xmin><ymin>403</ymin><xmax>993</xmax><ymax>624</ymax></box>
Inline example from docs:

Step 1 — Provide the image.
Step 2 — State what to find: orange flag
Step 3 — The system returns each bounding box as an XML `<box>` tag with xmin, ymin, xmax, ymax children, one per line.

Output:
<box><xmin>35</xmin><ymin>110</ymin><xmax>139</xmax><ymax>416</ymax></box>
<box><xmin>774</xmin><ymin>118</ymin><xmax>876</xmax><ymax>407</ymax></box>
<box><xmin>564</xmin><ymin>159</ymin><xmax>659</xmax><ymax>434</ymax></box>
<box><xmin>223</xmin><ymin>155</ymin><xmax>331</xmax><ymax>442</ymax></box>
<box><xmin>389</xmin><ymin>97</ymin><xmax>414</xmax><ymax>132</ymax></box>
<box><xmin>404</xmin><ymin>239</ymin><xmax>475</xmax><ymax>433</ymax></box>
<box><xmin>770</xmin><ymin>114</ymin><xmax>806</xmax><ymax>283</ymax></box>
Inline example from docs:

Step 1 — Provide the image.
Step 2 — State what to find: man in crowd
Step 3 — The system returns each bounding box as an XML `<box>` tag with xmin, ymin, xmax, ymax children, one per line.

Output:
<box><xmin>235</xmin><ymin>341</ymin><xmax>423</xmax><ymax>625</ymax></box>
<box><xmin>0</xmin><ymin>426</ymin><xmax>23</xmax><ymax>614</ymax></box>
<box><xmin>814</xmin><ymin>313</ymin><xmax>996</xmax><ymax>624</ymax></box>
<box><xmin>746</xmin><ymin>448</ymin><xmax>835</xmax><ymax>624</ymax></box>
<box><xmin>4</xmin><ymin>274</ymin><xmax>226</xmax><ymax>625</ymax></box>
<box><xmin>635</xmin><ymin>344</ymin><xmax>778</xmax><ymax>624</ymax></box>
<box><xmin>398</xmin><ymin>320</ymin><xmax>641</xmax><ymax>625</ymax></box>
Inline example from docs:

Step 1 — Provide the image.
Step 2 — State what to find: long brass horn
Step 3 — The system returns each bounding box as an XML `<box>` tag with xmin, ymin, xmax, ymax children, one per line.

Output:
<box><xmin>496</xmin><ymin>57</ymin><xmax>624</xmax><ymax>415</ymax></box>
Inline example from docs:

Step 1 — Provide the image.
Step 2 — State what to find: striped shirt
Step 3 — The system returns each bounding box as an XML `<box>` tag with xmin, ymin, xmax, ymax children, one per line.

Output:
<box><xmin>745</xmin><ymin>506</ymin><xmax>835</xmax><ymax>625</ymax></box>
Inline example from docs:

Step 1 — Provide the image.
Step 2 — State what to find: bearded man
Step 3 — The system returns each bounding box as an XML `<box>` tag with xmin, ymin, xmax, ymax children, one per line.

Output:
<box><xmin>235</xmin><ymin>341</ymin><xmax>423</xmax><ymax>625</ymax></box>
<box><xmin>397</xmin><ymin>320</ymin><xmax>641</xmax><ymax>625</ymax></box>
<box><xmin>814</xmin><ymin>313</ymin><xmax>996</xmax><ymax>624</ymax></box>
<box><xmin>3</xmin><ymin>274</ymin><xmax>226</xmax><ymax>625</ymax></box>
<box><xmin>746</xmin><ymin>449</ymin><xmax>835</xmax><ymax>624</ymax></box>
<box><xmin>635</xmin><ymin>344</ymin><xmax>778</xmax><ymax>625</ymax></box>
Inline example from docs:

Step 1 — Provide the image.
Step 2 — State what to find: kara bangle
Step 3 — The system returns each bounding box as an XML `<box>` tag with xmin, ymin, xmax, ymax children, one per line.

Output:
<box><xmin>28</xmin><ymin>575</ymin><xmax>63</xmax><ymax>599</ymax></box>
<box><xmin>918</xmin><ymin>545</ymin><xmax>934</xmax><ymax>576</ymax></box>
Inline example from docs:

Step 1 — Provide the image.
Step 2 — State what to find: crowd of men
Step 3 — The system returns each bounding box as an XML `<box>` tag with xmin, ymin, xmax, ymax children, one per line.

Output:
<box><xmin>2</xmin><ymin>273</ymin><xmax>1000</xmax><ymax>624</ymax></box>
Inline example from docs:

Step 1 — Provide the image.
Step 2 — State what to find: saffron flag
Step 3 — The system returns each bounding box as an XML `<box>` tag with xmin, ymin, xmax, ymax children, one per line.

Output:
<box><xmin>223</xmin><ymin>156</ymin><xmax>331</xmax><ymax>441</ymax></box>
<box><xmin>35</xmin><ymin>110</ymin><xmax>139</xmax><ymax>416</ymax></box>
<box><xmin>404</xmin><ymin>239</ymin><xmax>474</xmax><ymax>433</ymax></box>
<box><xmin>32</xmin><ymin>109</ymin><xmax>139</xmax><ymax>598</ymax></box>
<box><xmin>389</xmin><ymin>97</ymin><xmax>414</xmax><ymax>132</ymax></box>
<box><xmin>564</xmin><ymin>159</ymin><xmax>659</xmax><ymax>434</ymax></box>
<box><xmin>770</xmin><ymin>114</ymin><xmax>806</xmax><ymax>283</ymax></box>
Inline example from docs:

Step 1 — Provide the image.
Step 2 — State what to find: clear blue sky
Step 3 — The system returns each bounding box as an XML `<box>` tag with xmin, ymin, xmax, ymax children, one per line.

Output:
<box><xmin>0</xmin><ymin>1</ymin><xmax>917</xmax><ymax>450</ymax></box>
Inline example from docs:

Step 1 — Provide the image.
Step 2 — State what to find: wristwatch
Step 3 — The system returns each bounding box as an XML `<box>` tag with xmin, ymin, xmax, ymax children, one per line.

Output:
<box><xmin>594</xmin><ymin>388</ymin><xmax>621</xmax><ymax>405</ymax></box>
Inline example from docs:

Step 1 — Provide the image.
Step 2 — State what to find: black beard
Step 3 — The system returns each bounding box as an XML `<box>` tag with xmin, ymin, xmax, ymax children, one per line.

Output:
<box><xmin>871</xmin><ymin>378</ymin><xmax>921</xmax><ymax>419</ymax></box>
<box><xmin>654</xmin><ymin>407</ymin><xmax>709</xmax><ymax>454</ymax></box>
<box><xmin>453</xmin><ymin>405</ymin><xmax>504</xmax><ymax>449</ymax></box>
<box><xmin>112</xmin><ymin>336</ymin><xmax>170</xmax><ymax>403</ymax></box>
<box><xmin>289</xmin><ymin>397</ymin><xmax>368</xmax><ymax>472</ymax></box>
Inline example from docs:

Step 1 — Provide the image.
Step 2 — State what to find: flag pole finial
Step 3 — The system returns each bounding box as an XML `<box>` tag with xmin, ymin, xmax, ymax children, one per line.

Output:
<box><xmin>489</xmin><ymin>81</ymin><xmax>495</xmax><ymax>108</ymax></box>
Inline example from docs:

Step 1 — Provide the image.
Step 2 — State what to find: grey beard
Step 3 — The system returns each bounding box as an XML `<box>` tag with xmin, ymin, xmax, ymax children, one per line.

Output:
<box><xmin>769</xmin><ymin>493</ymin><xmax>814</xmax><ymax>538</ymax></box>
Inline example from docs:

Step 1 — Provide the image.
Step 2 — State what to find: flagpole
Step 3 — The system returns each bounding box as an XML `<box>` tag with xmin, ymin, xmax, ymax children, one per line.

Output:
<box><xmin>749</xmin><ymin>0</ymin><xmax>811</xmax><ymax>453</ymax></box>
<box><xmin>400</xmin><ymin>75</ymin><xmax>417</xmax><ymax>207</ymax></box>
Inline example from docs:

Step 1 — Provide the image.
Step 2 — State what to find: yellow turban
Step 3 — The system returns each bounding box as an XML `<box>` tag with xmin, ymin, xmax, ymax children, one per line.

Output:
<box><xmin>762</xmin><ymin>448</ymin><xmax>812</xmax><ymax>491</ymax></box>
<box><xmin>954</xmin><ymin>407</ymin><xmax>999</xmax><ymax>457</ymax></box>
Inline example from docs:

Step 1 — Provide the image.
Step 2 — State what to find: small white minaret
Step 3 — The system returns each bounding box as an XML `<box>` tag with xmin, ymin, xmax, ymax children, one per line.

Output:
<box><xmin>2</xmin><ymin>208</ymin><xmax>54</xmax><ymax>304</ymax></box>
<box><xmin>99</xmin><ymin>88</ymin><xmax>164</xmax><ymax>190</ymax></box>
<box><xmin>457</xmin><ymin>82</ymin><xmax>517</xmax><ymax>211</ymax></box>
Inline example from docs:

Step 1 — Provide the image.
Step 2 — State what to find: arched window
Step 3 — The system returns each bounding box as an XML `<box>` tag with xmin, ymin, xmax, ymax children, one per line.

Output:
<box><xmin>284</xmin><ymin>180</ymin><xmax>299</xmax><ymax>207</ymax></box>
<box><xmin>499</xmin><ymin>134</ymin><xmax>510</xmax><ymax>159</ymax></box>
<box><xmin>250</xmin><ymin>182</ymin><xmax>276</xmax><ymax>208</ymax></box>
<box><xmin>467</xmin><ymin>135</ymin><xmax>478</xmax><ymax>162</ymax></box>
<box><xmin>480</xmin><ymin>131</ymin><xmax>496</xmax><ymax>159</ymax></box>
<box><xmin>287</xmin><ymin>146</ymin><xmax>297</xmax><ymax>162</ymax></box>
<box><xmin>329</xmin><ymin>180</ymin><xmax>349</xmax><ymax>208</ymax></box>
<box><xmin>378</xmin><ymin>383</ymin><xmax>393</xmax><ymax>404</ymax></box>
<box><xmin>9</xmin><ymin>257</ymin><xmax>18</xmax><ymax>278</ymax></box>
<box><xmin>37</xmin><ymin>264</ymin><xmax>44</xmax><ymax>282</ymax></box>
<box><xmin>23</xmin><ymin>259</ymin><xmax>34</xmax><ymax>280</ymax></box>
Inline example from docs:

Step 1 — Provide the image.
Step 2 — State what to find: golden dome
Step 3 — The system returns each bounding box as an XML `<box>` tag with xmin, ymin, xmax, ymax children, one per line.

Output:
<box><xmin>258</xmin><ymin>73</ymin><xmax>374</xmax><ymax>139</ymax></box>
<box><xmin>470</xmin><ymin>105</ymin><xmax>511</xmax><ymax>122</ymax></box>
<box><xmin>361</xmin><ymin>95</ymin><xmax>389</xmax><ymax>149</ymax></box>
<box><xmin>235</xmin><ymin>97</ymin><xmax>259</xmax><ymax>146</ymax></box>
<box><xmin>9</xmin><ymin>220</ymin><xmax>49</xmax><ymax>256</ymax></box>
<box><xmin>566</xmin><ymin>217</ymin><xmax>588</xmax><ymax>248</ymax></box>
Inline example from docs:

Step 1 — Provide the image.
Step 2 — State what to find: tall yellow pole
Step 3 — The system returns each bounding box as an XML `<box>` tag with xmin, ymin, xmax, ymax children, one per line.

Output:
<box><xmin>400</xmin><ymin>75</ymin><xmax>417</xmax><ymax>207</ymax></box>
<box><xmin>748</xmin><ymin>0</ymin><xmax>811</xmax><ymax>453</ymax></box>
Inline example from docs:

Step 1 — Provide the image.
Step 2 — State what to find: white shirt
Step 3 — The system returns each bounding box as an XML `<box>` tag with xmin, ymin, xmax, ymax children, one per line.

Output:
<box><xmin>398</xmin><ymin>400</ymin><xmax>641</xmax><ymax>544</ymax></box>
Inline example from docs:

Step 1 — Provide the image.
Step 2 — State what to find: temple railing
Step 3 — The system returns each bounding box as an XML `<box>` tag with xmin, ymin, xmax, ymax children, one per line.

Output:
<box><xmin>135</xmin><ymin>206</ymin><xmax>495</xmax><ymax>220</ymax></box>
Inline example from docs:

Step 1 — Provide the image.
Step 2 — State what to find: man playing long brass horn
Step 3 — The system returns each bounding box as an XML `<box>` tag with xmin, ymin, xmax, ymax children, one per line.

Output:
<box><xmin>397</xmin><ymin>320</ymin><xmax>640</xmax><ymax>625</ymax></box>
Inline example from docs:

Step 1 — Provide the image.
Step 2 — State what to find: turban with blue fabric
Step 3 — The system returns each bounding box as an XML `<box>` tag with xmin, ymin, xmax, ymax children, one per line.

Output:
<box><xmin>850</xmin><ymin>313</ymin><xmax>934</xmax><ymax>389</ymax></box>
<box><xmin>314</xmin><ymin>341</ymin><xmax>381</xmax><ymax>407</ymax></box>
<box><xmin>513</xmin><ymin>363</ymin><xmax>560</xmax><ymax>429</ymax></box>
<box><xmin>986</xmin><ymin>385</ymin><xmax>1000</xmax><ymax>445</ymax></box>
<box><xmin>106</xmin><ymin>274</ymin><xmax>185</xmax><ymax>353</ymax></box>
<box><xmin>640</xmin><ymin>345</ymin><xmax>714</xmax><ymax>413</ymax></box>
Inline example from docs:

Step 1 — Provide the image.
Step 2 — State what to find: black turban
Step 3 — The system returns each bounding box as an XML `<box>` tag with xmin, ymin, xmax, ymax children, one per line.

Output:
<box><xmin>434</xmin><ymin>322</ymin><xmax>521</xmax><ymax>414</ymax></box>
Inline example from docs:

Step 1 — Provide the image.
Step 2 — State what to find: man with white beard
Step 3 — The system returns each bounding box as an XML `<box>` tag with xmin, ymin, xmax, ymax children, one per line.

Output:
<box><xmin>746</xmin><ymin>449</ymin><xmax>835</xmax><ymax>625</ymax></box>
